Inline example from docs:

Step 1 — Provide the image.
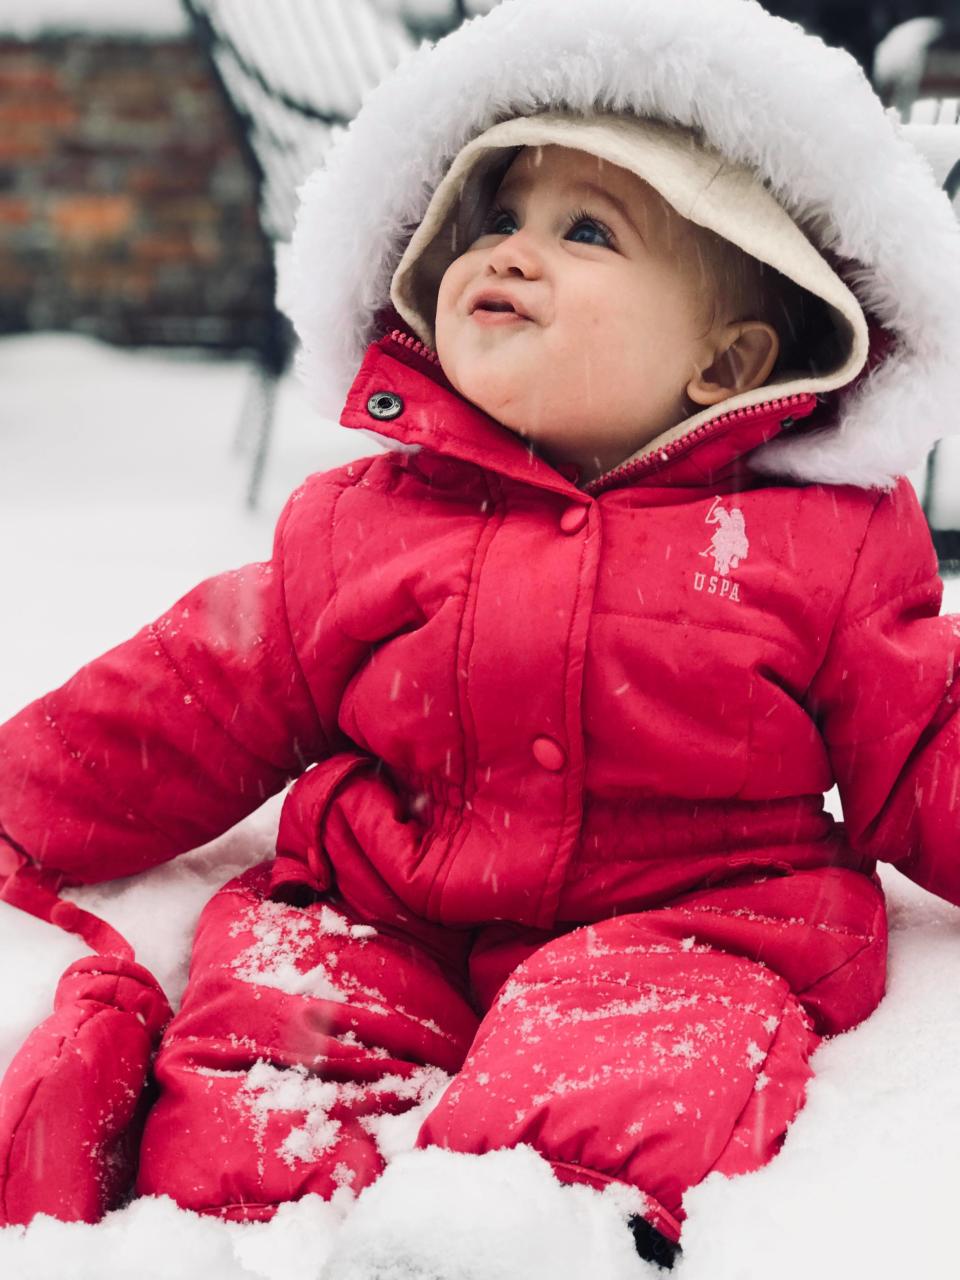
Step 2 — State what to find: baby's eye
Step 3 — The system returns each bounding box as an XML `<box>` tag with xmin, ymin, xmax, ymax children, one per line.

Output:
<box><xmin>565</xmin><ymin>210</ymin><xmax>615</xmax><ymax>248</ymax></box>
<box><xmin>480</xmin><ymin>205</ymin><xmax>517</xmax><ymax>236</ymax></box>
<box><xmin>476</xmin><ymin>204</ymin><xmax>616</xmax><ymax>248</ymax></box>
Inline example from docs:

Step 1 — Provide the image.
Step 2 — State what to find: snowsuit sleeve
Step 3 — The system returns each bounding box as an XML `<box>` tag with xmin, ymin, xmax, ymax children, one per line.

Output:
<box><xmin>0</xmin><ymin>484</ymin><xmax>329</xmax><ymax>886</ymax></box>
<box><xmin>805</xmin><ymin>477</ymin><xmax>960</xmax><ymax>905</ymax></box>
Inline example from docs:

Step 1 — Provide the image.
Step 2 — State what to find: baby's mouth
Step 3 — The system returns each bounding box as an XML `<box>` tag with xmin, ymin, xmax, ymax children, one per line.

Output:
<box><xmin>467</xmin><ymin>289</ymin><xmax>535</xmax><ymax>322</ymax></box>
<box><xmin>470</xmin><ymin>306</ymin><xmax>531</xmax><ymax>326</ymax></box>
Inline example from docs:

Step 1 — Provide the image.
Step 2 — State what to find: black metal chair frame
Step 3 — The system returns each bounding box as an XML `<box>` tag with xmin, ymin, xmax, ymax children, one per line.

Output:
<box><xmin>181</xmin><ymin>0</ymin><xmax>350</xmax><ymax>507</ymax></box>
<box><xmin>180</xmin><ymin>1</ymin><xmax>474</xmax><ymax>507</ymax></box>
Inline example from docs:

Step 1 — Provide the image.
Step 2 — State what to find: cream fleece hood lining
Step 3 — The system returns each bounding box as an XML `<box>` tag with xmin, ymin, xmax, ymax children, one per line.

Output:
<box><xmin>286</xmin><ymin>0</ymin><xmax>960</xmax><ymax>490</ymax></box>
<box><xmin>388</xmin><ymin>112</ymin><xmax>869</xmax><ymax>469</ymax></box>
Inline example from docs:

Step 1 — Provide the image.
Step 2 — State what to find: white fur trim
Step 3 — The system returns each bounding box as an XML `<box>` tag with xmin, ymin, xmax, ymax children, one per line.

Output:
<box><xmin>287</xmin><ymin>0</ymin><xmax>960</xmax><ymax>489</ymax></box>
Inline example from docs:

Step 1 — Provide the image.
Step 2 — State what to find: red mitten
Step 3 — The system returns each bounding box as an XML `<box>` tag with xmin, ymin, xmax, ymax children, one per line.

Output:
<box><xmin>0</xmin><ymin>954</ymin><xmax>172</xmax><ymax>1226</ymax></box>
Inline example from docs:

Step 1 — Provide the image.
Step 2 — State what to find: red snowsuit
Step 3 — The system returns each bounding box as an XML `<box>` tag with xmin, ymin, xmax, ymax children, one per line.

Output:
<box><xmin>0</xmin><ymin>327</ymin><xmax>955</xmax><ymax>1240</ymax></box>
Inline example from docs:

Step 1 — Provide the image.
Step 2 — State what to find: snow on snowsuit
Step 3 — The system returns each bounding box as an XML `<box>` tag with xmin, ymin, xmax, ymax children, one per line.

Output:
<box><xmin>5</xmin><ymin>0</ymin><xmax>960</xmax><ymax>1246</ymax></box>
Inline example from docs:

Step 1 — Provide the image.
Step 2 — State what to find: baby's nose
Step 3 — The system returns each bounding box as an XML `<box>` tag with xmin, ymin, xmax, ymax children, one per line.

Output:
<box><xmin>486</xmin><ymin>229</ymin><xmax>543</xmax><ymax>277</ymax></box>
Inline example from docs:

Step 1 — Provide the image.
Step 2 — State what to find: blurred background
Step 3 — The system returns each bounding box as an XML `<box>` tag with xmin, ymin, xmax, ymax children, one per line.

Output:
<box><xmin>2</xmin><ymin>0</ymin><xmax>960</xmax><ymax>715</ymax></box>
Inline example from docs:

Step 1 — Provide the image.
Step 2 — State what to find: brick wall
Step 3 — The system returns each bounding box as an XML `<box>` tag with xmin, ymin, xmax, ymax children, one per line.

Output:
<box><xmin>0</xmin><ymin>35</ymin><xmax>273</xmax><ymax>349</ymax></box>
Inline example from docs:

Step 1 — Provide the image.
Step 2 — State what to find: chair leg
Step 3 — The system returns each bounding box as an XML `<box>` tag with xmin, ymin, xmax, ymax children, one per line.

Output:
<box><xmin>923</xmin><ymin>440</ymin><xmax>939</xmax><ymax>524</ymax></box>
<box><xmin>233</xmin><ymin>362</ymin><xmax>265</xmax><ymax>458</ymax></box>
<box><xmin>245</xmin><ymin>363</ymin><xmax>279</xmax><ymax>510</ymax></box>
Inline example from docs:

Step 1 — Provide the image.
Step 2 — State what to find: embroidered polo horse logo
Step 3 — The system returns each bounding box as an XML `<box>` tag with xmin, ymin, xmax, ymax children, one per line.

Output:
<box><xmin>700</xmin><ymin>497</ymin><xmax>748</xmax><ymax>576</ymax></box>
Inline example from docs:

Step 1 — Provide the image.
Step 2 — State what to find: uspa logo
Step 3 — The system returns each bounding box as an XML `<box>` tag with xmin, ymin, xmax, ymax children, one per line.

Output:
<box><xmin>693</xmin><ymin>497</ymin><xmax>748</xmax><ymax>602</ymax></box>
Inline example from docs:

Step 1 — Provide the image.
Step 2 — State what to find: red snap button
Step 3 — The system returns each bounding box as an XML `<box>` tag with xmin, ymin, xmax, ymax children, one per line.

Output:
<box><xmin>532</xmin><ymin>736</ymin><xmax>566</xmax><ymax>771</ymax></box>
<box><xmin>559</xmin><ymin>505</ymin><xmax>588</xmax><ymax>535</ymax></box>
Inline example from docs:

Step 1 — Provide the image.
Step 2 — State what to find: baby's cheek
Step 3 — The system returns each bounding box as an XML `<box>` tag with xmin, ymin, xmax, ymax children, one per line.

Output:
<box><xmin>433</xmin><ymin>267</ymin><xmax>467</xmax><ymax>353</ymax></box>
<box><xmin>432</xmin><ymin>312</ymin><xmax>455</xmax><ymax>377</ymax></box>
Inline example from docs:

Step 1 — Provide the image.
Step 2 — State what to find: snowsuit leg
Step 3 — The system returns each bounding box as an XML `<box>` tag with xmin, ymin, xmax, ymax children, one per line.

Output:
<box><xmin>419</xmin><ymin>868</ymin><xmax>886</xmax><ymax>1243</ymax></box>
<box><xmin>136</xmin><ymin>864</ymin><xmax>479</xmax><ymax>1218</ymax></box>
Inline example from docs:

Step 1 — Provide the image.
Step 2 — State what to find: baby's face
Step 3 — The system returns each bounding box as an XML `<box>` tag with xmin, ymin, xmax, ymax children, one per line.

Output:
<box><xmin>434</xmin><ymin>145</ymin><xmax>717</xmax><ymax>479</ymax></box>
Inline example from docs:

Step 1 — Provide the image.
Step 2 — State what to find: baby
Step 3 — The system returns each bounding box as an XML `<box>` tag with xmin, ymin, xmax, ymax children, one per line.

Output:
<box><xmin>3</xmin><ymin>2</ymin><xmax>960</xmax><ymax>1276</ymax></box>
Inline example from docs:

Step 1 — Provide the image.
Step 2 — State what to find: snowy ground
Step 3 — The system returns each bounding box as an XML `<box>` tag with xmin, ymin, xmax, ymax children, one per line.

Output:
<box><xmin>1</xmin><ymin>333</ymin><xmax>959</xmax><ymax>1279</ymax></box>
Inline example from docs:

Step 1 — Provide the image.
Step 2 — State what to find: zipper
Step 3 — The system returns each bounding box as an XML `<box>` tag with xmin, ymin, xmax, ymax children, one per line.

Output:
<box><xmin>584</xmin><ymin>391</ymin><xmax>818</xmax><ymax>494</ymax></box>
<box><xmin>387</xmin><ymin>328</ymin><xmax>442</xmax><ymax>365</ymax></box>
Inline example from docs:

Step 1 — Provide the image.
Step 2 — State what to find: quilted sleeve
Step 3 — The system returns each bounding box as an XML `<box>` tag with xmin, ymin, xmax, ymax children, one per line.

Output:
<box><xmin>805</xmin><ymin>477</ymin><xmax>960</xmax><ymax>905</ymax></box>
<box><xmin>0</xmin><ymin>482</ymin><xmax>330</xmax><ymax>886</ymax></box>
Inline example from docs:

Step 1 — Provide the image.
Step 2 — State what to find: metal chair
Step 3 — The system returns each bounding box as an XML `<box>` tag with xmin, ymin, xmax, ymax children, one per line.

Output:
<box><xmin>180</xmin><ymin>1</ymin><xmax>487</xmax><ymax>507</ymax></box>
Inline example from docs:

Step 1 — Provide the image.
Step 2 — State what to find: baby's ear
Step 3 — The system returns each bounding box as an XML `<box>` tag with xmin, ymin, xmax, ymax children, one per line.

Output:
<box><xmin>686</xmin><ymin>321</ymin><xmax>779</xmax><ymax>406</ymax></box>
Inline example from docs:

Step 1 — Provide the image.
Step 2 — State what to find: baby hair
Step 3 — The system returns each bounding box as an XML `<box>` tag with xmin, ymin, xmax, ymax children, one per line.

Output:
<box><xmin>691</xmin><ymin>221</ymin><xmax>841</xmax><ymax>381</ymax></box>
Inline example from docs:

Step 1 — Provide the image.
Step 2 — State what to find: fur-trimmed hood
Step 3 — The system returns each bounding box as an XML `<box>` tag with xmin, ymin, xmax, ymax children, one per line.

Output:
<box><xmin>286</xmin><ymin>0</ymin><xmax>960</xmax><ymax>490</ymax></box>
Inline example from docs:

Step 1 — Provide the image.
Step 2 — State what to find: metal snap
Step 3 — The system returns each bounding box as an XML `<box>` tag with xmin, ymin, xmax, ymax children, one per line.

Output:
<box><xmin>367</xmin><ymin>391</ymin><xmax>404</xmax><ymax>421</ymax></box>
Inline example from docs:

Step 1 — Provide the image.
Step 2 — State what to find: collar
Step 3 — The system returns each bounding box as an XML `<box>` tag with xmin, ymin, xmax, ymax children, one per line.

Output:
<box><xmin>339</xmin><ymin>329</ymin><xmax>822</xmax><ymax>497</ymax></box>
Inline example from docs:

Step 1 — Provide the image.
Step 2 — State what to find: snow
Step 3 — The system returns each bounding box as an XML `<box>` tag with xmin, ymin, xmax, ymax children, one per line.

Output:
<box><xmin>319</xmin><ymin>1145</ymin><xmax>652</xmax><ymax>1280</ymax></box>
<box><xmin>1</xmin><ymin>332</ymin><xmax>960</xmax><ymax>1277</ymax></box>
<box><xmin>0</xmin><ymin>0</ymin><xmax>189</xmax><ymax>39</ymax></box>
<box><xmin>873</xmin><ymin>18</ymin><xmax>946</xmax><ymax>99</ymax></box>
<box><xmin>214</xmin><ymin>0</ymin><xmax>414</xmax><ymax>109</ymax></box>
<box><xmin>232</xmin><ymin>901</ymin><xmax>376</xmax><ymax>1003</ymax></box>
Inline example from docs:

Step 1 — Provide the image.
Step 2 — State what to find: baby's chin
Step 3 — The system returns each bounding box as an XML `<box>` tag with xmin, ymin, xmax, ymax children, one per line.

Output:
<box><xmin>442</xmin><ymin>365</ymin><xmax>550</xmax><ymax>433</ymax></box>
